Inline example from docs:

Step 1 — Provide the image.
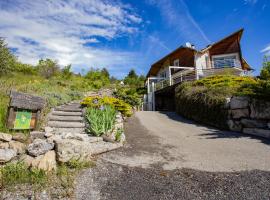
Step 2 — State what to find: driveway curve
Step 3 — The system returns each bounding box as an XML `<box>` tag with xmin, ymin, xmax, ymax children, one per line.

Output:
<box><xmin>75</xmin><ymin>112</ymin><xmax>270</xmax><ymax>200</ymax></box>
<box><xmin>103</xmin><ymin>111</ymin><xmax>270</xmax><ymax>172</ymax></box>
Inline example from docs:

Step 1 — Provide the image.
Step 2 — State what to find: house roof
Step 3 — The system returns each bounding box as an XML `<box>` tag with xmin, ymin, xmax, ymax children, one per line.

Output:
<box><xmin>146</xmin><ymin>28</ymin><xmax>252</xmax><ymax>78</ymax></box>
<box><xmin>146</xmin><ymin>47</ymin><xmax>196</xmax><ymax>78</ymax></box>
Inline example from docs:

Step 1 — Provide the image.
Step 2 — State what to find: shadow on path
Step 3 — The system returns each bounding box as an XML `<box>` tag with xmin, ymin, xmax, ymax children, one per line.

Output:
<box><xmin>161</xmin><ymin>111</ymin><xmax>270</xmax><ymax>145</ymax></box>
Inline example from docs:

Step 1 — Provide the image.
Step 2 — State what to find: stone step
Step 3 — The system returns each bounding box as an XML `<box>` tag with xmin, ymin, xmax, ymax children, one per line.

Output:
<box><xmin>48</xmin><ymin>115</ymin><xmax>84</xmax><ymax>122</ymax></box>
<box><xmin>48</xmin><ymin>121</ymin><xmax>85</xmax><ymax>128</ymax></box>
<box><xmin>53</xmin><ymin>128</ymin><xmax>86</xmax><ymax>134</ymax></box>
<box><xmin>54</xmin><ymin>107</ymin><xmax>82</xmax><ymax>112</ymax></box>
<box><xmin>90</xmin><ymin>141</ymin><xmax>122</xmax><ymax>155</ymax></box>
<box><xmin>51</xmin><ymin>111</ymin><xmax>82</xmax><ymax>116</ymax></box>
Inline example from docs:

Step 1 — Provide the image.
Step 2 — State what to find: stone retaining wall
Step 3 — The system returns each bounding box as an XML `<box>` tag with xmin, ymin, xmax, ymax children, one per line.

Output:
<box><xmin>227</xmin><ymin>96</ymin><xmax>270</xmax><ymax>138</ymax></box>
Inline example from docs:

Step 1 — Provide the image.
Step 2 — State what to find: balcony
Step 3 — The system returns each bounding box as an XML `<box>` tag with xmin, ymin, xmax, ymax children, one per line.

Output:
<box><xmin>149</xmin><ymin>65</ymin><xmax>249</xmax><ymax>92</ymax></box>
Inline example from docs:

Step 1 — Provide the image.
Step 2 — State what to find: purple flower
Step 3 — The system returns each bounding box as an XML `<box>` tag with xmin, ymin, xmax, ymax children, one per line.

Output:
<box><xmin>93</xmin><ymin>99</ymin><xmax>99</xmax><ymax>104</ymax></box>
<box><xmin>100</xmin><ymin>105</ymin><xmax>105</xmax><ymax>110</ymax></box>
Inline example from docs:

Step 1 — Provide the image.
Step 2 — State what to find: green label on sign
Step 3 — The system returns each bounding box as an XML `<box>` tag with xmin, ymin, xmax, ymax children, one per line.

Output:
<box><xmin>14</xmin><ymin>111</ymin><xmax>32</xmax><ymax>130</ymax></box>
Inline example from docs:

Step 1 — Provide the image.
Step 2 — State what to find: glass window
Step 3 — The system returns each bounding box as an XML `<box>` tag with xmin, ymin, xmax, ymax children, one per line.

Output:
<box><xmin>213</xmin><ymin>55</ymin><xmax>237</xmax><ymax>68</ymax></box>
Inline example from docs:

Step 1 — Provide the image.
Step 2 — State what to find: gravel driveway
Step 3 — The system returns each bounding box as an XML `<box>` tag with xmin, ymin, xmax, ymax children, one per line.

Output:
<box><xmin>75</xmin><ymin>111</ymin><xmax>270</xmax><ymax>200</ymax></box>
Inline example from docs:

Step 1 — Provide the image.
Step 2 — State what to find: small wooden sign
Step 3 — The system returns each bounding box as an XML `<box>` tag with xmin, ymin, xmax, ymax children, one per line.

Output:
<box><xmin>7</xmin><ymin>91</ymin><xmax>46</xmax><ymax>130</ymax></box>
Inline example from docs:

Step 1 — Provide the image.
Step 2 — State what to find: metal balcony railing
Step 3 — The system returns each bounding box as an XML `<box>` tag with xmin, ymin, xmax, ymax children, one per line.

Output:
<box><xmin>154</xmin><ymin>66</ymin><xmax>248</xmax><ymax>92</ymax></box>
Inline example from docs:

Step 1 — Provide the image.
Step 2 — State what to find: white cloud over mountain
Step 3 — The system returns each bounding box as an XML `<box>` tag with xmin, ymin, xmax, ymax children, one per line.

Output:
<box><xmin>0</xmin><ymin>0</ymin><xmax>142</xmax><ymax>75</ymax></box>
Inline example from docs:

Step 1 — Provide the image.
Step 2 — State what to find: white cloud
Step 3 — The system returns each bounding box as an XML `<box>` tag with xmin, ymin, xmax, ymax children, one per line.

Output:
<box><xmin>0</xmin><ymin>0</ymin><xmax>142</xmax><ymax>76</ymax></box>
<box><xmin>244</xmin><ymin>0</ymin><xmax>258</xmax><ymax>5</ymax></box>
<box><xmin>261</xmin><ymin>44</ymin><xmax>270</xmax><ymax>54</ymax></box>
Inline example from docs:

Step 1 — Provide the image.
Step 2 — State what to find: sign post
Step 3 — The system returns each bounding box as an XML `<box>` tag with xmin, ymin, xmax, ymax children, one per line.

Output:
<box><xmin>7</xmin><ymin>91</ymin><xmax>46</xmax><ymax>130</ymax></box>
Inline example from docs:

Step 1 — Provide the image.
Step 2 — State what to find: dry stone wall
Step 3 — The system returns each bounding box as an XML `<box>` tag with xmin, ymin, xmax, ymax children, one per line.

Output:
<box><xmin>227</xmin><ymin>96</ymin><xmax>270</xmax><ymax>138</ymax></box>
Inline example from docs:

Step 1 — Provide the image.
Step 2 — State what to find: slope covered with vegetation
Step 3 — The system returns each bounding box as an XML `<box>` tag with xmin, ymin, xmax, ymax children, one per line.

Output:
<box><xmin>0</xmin><ymin>38</ymin><xmax>145</xmax><ymax>132</ymax></box>
<box><xmin>175</xmin><ymin>58</ymin><xmax>270</xmax><ymax>128</ymax></box>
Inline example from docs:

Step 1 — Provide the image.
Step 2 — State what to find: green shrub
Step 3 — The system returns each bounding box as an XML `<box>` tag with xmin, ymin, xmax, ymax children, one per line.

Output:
<box><xmin>113</xmin><ymin>87</ymin><xmax>142</xmax><ymax>108</ymax></box>
<box><xmin>81</xmin><ymin>96</ymin><xmax>133</xmax><ymax>117</ymax></box>
<box><xmin>85</xmin><ymin>105</ymin><xmax>116</xmax><ymax>136</ymax></box>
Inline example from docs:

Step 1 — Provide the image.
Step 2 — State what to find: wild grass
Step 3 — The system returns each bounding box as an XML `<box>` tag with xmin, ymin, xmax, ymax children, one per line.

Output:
<box><xmin>0</xmin><ymin>160</ymin><xmax>95</xmax><ymax>196</ymax></box>
<box><xmin>0</xmin><ymin>73</ymin><xmax>98</xmax><ymax>132</ymax></box>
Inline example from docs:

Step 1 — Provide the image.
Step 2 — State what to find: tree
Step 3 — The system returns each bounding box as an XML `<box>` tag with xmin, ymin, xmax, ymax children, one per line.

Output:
<box><xmin>62</xmin><ymin>64</ymin><xmax>72</xmax><ymax>79</ymax></box>
<box><xmin>85</xmin><ymin>68</ymin><xmax>110</xmax><ymax>89</ymax></box>
<box><xmin>260</xmin><ymin>56</ymin><xmax>270</xmax><ymax>80</ymax></box>
<box><xmin>124</xmin><ymin>69</ymin><xmax>145</xmax><ymax>87</ymax></box>
<box><xmin>101</xmin><ymin>68</ymin><xmax>110</xmax><ymax>78</ymax></box>
<box><xmin>36</xmin><ymin>59</ymin><xmax>60</xmax><ymax>79</ymax></box>
<box><xmin>0</xmin><ymin>38</ymin><xmax>16</xmax><ymax>75</ymax></box>
<box><xmin>127</xmin><ymin>69</ymin><xmax>138</xmax><ymax>79</ymax></box>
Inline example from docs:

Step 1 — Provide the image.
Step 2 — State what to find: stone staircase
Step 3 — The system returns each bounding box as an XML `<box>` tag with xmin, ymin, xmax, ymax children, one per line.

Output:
<box><xmin>46</xmin><ymin>102</ymin><xmax>122</xmax><ymax>157</ymax></box>
<box><xmin>48</xmin><ymin>102</ymin><xmax>86</xmax><ymax>134</ymax></box>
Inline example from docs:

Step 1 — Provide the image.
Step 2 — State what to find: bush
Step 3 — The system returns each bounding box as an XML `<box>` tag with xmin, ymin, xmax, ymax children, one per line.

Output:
<box><xmin>113</xmin><ymin>87</ymin><xmax>142</xmax><ymax>108</ymax></box>
<box><xmin>85</xmin><ymin>105</ymin><xmax>116</xmax><ymax>136</ymax></box>
<box><xmin>81</xmin><ymin>96</ymin><xmax>133</xmax><ymax>117</ymax></box>
<box><xmin>175</xmin><ymin>75</ymin><xmax>270</xmax><ymax>129</ymax></box>
<box><xmin>36</xmin><ymin>59</ymin><xmax>60</xmax><ymax>79</ymax></box>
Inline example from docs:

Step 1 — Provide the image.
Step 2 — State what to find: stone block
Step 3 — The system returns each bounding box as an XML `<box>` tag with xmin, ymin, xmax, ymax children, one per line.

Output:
<box><xmin>27</xmin><ymin>139</ymin><xmax>54</xmax><ymax>157</ymax></box>
<box><xmin>9</xmin><ymin>141</ymin><xmax>26</xmax><ymax>154</ymax></box>
<box><xmin>0</xmin><ymin>142</ymin><xmax>9</xmax><ymax>149</ymax></box>
<box><xmin>230</xmin><ymin>96</ymin><xmax>249</xmax><ymax>109</ymax></box>
<box><xmin>243</xmin><ymin>128</ymin><xmax>270</xmax><ymax>139</ymax></box>
<box><xmin>250</xmin><ymin>99</ymin><xmax>270</xmax><ymax>119</ymax></box>
<box><xmin>0</xmin><ymin>132</ymin><xmax>12</xmax><ymax>142</ymax></box>
<box><xmin>0</xmin><ymin>149</ymin><xmax>16</xmax><ymax>163</ymax></box>
<box><xmin>240</xmin><ymin>119</ymin><xmax>268</xmax><ymax>128</ymax></box>
<box><xmin>30</xmin><ymin>131</ymin><xmax>46</xmax><ymax>140</ymax></box>
<box><xmin>231</xmin><ymin>109</ymin><xmax>249</xmax><ymax>119</ymax></box>
<box><xmin>12</xmin><ymin>133</ymin><xmax>27</xmax><ymax>142</ymax></box>
<box><xmin>227</xmin><ymin>120</ymin><xmax>242</xmax><ymax>132</ymax></box>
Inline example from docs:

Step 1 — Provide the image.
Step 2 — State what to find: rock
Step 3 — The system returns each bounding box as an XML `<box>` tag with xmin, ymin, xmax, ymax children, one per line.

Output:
<box><xmin>12</xmin><ymin>133</ymin><xmax>27</xmax><ymax>142</ymax></box>
<box><xmin>227</xmin><ymin>120</ymin><xmax>242</xmax><ymax>132</ymax></box>
<box><xmin>231</xmin><ymin>109</ymin><xmax>249</xmax><ymax>119</ymax></box>
<box><xmin>0</xmin><ymin>142</ymin><xmax>9</xmax><ymax>149</ymax></box>
<box><xmin>27</xmin><ymin>139</ymin><xmax>54</xmax><ymax>157</ymax></box>
<box><xmin>20</xmin><ymin>154</ymin><xmax>34</xmax><ymax>168</ymax></box>
<box><xmin>45</xmin><ymin>126</ymin><xmax>54</xmax><ymax>134</ymax></box>
<box><xmin>0</xmin><ymin>149</ymin><xmax>16</xmax><ymax>163</ymax></box>
<box><xmin>90</xmin><ymin>141</ymin><xmax>122</xmax><ymax>155</ymax></box>
<box><xmin>243</xmin><ymin>128</ymin><xmax>270</xmax><ymax>139</ymax></box>
<box><xmin>240</xmin><ymin>119</ymin><xmax>268</xmax><ymax>128</ymax></box>
<box><xmin>114</xmin><ymin>123</ymin><xmax>124</xmax><ymax>130</ymax></box>
<box><xmin>9</xmin><ymin>141</ymin><xmax>26</xmax><ymax>154</ymax></box>
<box><xmin>44</xmin><ymin>132</ymin><xmax>53</xmax><ymax>138</ymax></box>
<box><xmin>230</xmin><ymin>96</ymin><xmax>249</xmax><ymax>109</ymax></box>
<box><xmin>30</xmin><ymin>131</ymin><xmax>46</xmax><ymax>140</ymax></box>
<box><xmin>250</xmin><ymin>99</ymin><xmax>270</xmax><ymax>119</ymax></box>
<box><xmin>119</xmin><ymin>132</ymin><xmax>126</xmax><ymax>144</ymax></box>
<box><xmin>31</xmin><ymin>154</ymin><xmax>44</xmax><ymax>168</ymax></box>
<box><xmin>55</xmin><ymin>139</ymin><xmax>92</xmax><ymax>163</ymax></box>
<box><xmin>0</xmin><ymin>132</ymin><xmax>12</xmax><ymax>142</ymax></box>
<box><xmin>61</xmin><ymin>132</ymin><xmax>90</xmax><ymax>141</ymax></box>
<box><xmin>33</xmin><ymin>151</ymin><xmax>57</xmax><ymax>171</ymax></box>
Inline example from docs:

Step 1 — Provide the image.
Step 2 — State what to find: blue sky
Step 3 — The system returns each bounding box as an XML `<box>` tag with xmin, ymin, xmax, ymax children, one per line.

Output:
<box><xmin>0</xmin><ymin>0</ymin><xmax>269</xmax><ymax>78</ymax></box>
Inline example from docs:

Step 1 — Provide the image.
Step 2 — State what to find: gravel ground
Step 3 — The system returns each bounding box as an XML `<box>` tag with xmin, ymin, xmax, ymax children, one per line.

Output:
<box><xmin>75</xmin><ymin>112</ymin><xmax>270</xmax><ymax>200</ymax></box>
<box><xmin>76</xmin><ymin>160</ymin><xmax>270</xmax><ymax>200</ymax></box>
